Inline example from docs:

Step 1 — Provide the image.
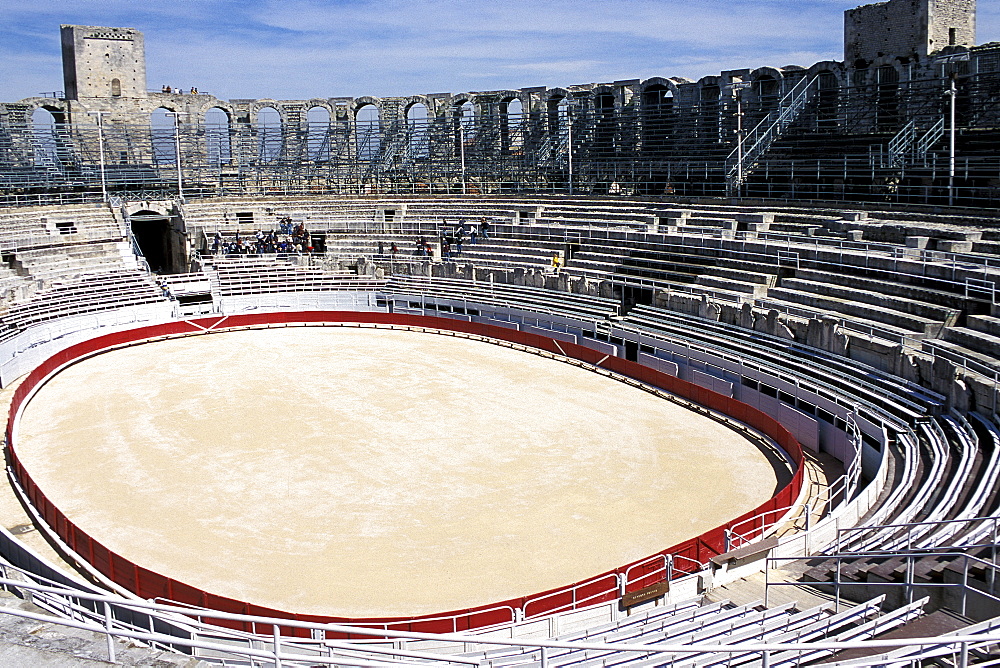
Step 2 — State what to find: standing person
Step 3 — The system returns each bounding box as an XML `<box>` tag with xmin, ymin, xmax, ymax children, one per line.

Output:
<box><xmin>480</xmin><ymin>218</ymin><xmax>491</xmax><ymax>240</ymax></box>
<box><xmin>390</xmin><ymin>242</ymin><xmax>398</xmax><ymax>257</ymax></box>
<box><xmin>378</xmin><ymin>240</ymin><xmax>385</xmax><ymax>256</ymax></box>
<box><xmin>469</xmin><ymin>223</ymin><xmax>478</xmax><ymax>245</ymax></box>
<box><xmin>552</xmin><ymin>253</ymin><xmax>562</xmax><ymax>274</ymax></box>
<box><xmin>443</xmin><ymin>240</ymin><xmax>451</xmax><ymax>259</ymax></box>
<box><xmin>456</xmin><ymin>232</ymin><xmax>464</xmax><ymax>256</ymax></box>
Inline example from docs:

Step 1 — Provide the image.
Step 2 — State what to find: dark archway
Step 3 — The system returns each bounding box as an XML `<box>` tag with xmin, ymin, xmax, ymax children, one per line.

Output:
<box><xmin>130</xmin><ymin>210</ymin><xmax>173</xmax><ymax>273</ymax></box>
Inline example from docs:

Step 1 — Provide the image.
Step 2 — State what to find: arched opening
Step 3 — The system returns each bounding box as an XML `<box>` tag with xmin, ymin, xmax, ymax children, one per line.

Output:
<box><xmin>406</xmin><ymin>103</ymin><xmax>429</xmax><ymax>159</ymax></box>
<box><xmin>547</xmin><ymin>95</ymin><xmax>567</xmax><ymax>136</ymax></box>
<box><xmin>205</xmin><ymin>107</ymin><xmax>231</xmax><ymax>166</ymax></box>
<box><xmin>129</xmin><ymin>209</ymin><xmax>174</xmax><ymax>273</ymax></box>
<box><xmin>257</xmin><ymin>106</ymin><xmax>282</xmax><ymax>163</ymax></box>
<box><xmin>595</xmin><ymin>92</ymin><xmax>616</xmax><ymax>157</ymax></box>
<box><xmin>698</xmin><ymin>85</ymin><xmax>720</xmax><ymax>142</ymax></box>
<box><xmin>817</xmin><ymin>71</ymin><xmax>839</xmax><ymax>130</ymax></box>
<box><xmin>150</xmin><ymin>107</ymin><xmax>177</xmax><ymax>166</ymax></box>
<box><xmin>31</xmin><ymin>108</ymin><xmax>59</xmax><ymax>168</ymax></box>
<box><xmin>454</xmin><ymin>100</ymin><xmax>475</xmax><ymax>156</ymax></box>
<box><xmin>875</xmin><ymin>66</ymin><xmax>900</xmax><ymax>131</ymax></box>
<box><xmin>641</xmin><ymin>84</ymin><xmax>673</xmax><ymax>155</ymax></box>
<box><xmin>356</xmin><ymin>104</ymin><xmax>381</xmax><ymax>161</ymax></box>
<box><xmin>504</xmin><ymin>98</ymin><xmax>524</xmax><ymax>152</ymax></box>
<box><xmin>307</xmin><ymin>106</ymin><xmax>331</xmax><ymax>162</ymax></box>
<box><xmin>111</xmin><ymin>78</ymin><xmax>122</xmax><ymax>97</ymax></box>
<box><xmin>753</xmin><ymin>75</ymin><xmax>780</xmax><ymax>114</ymax></box>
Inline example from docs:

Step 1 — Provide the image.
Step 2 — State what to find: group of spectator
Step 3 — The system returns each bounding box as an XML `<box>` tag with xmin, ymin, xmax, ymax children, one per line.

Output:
<box><xmin>160</xmin><ymin>85</ymin><xmax>200</xmax><ymax>94</ymax></box>
<box><xmin>209</xmin><ymin>218</ymin><xmax>312</xmax><ymax>255</ymax></box>
<box><xmin>374</xmin><ymin>218</ymin><xmax>493</xmax><ymax>261</ymax></box>
<box><xmin>439</xmin><ymin>218</ymin><xmax>491</xmax><ymax>259</ymax></box>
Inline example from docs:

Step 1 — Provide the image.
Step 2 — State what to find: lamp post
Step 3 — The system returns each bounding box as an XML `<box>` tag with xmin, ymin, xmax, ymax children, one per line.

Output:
<box><xmin>727</xmin><ymin>77</ymin><xmax>751</xmax><ymax>198</ymax></box>
<box><xmin>947</xmin><ymin>73</ymin><xmax>957</xmax><ymax>207</ymax></box>
<box><xmin>165</xmin><ymin>111</ymin><xmax>185</xmax><ymax>202</ymax></box>
<box><xmin>459</xmin><ymin>121</ymin><xmax>467</xmax><ymax>195</ymax></box>
<box><xmin>935</xmin><ymin>51</ymin><xmax>969</xmax><ymax>207</ymax></box>
<box><xmin>87</xmin><ymin>111</ymin><xmax>110</xmax><ymax>203</ymax></box>
<box><xmin>567</xmin><ymin>105</ymin><xmax>574</xmax><ymax>195</ymax></box>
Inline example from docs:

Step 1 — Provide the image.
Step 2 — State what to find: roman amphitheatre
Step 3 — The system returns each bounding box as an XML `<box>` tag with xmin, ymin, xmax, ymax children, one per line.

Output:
<box><xmin>0</xmin><ymin>0</ymin><xmax>998</xmax><ymax>665</ymax></box>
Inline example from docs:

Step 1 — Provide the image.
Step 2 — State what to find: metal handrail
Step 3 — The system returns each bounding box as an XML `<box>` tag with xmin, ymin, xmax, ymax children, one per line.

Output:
<box><xmin>0</xmin><ymin>570</ymin><xmax>998</xmax><ymax>667</ymax></box>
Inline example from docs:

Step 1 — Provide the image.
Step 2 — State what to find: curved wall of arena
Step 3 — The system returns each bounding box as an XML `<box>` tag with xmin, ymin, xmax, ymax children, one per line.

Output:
<box><xmin>6</xmin><ymin>311</ymin><xmax>804</xmax><ymax>636</ymax></box>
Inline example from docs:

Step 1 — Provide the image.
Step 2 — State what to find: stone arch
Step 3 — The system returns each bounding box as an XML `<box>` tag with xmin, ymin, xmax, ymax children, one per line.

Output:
<box><xmin>640</xmin><ymin>80</ymin><xmax>674</xmax><ymax>157</ymax></box>
<box><xmin>150</xmin><ymin>106</ymin><xmax>178</xmax><ymax>165</ymax></box>
<box><xmin>499</xmin><ymin>94</ymin><xmax>526</xmax><ymax>152</ymax></box>
<box><xmin>402</xmin><ymin>96</ymin><xmax>432</xmax><ymax>119</ymax></box>
<box><xmin>355</xmin><ymin>101</ymin><xmax>381</xmax><ymax>161</ymax></box>
<box><xmin>641</xmin><ymin>77</ymin><xmax>679</xmax><ymax>95</ymax></box>
<box><xmin>256</xmin><ymin>105</ymin><xmax>282</xmax><ymax>163</ymax></box>
<box><xmin>405</xmin><ymin>100</ymin><xmax>430</xmax><ymax>159</ymax></box>
<box><xmin>451</xmin><ymin>97</ymin><xmax>476</xmax><ymax>154</ymax></box>
<box><xmin>874</xmin><ymin>63</ymin><xmax>902</xmax><ymax>131</ymax></box>
<box><xmin>110</xmin><ymin>78</ymin><xmax>122</xmax><ymax>97</ymax></box>
<box><xmin>251</xmin><ymin>100</ymin><xmax>285</xmax><ymax>125</ymax></box>
<box><xmin>307</xmin><ymin>105</ymin><xmax>331</xmax><ymax>162</ymax></box>
<box><xmin>204</xmin><ymin>106</ymin><xmax>232</xmax><ymax>166</ymax></box>
<box><xmin>593</xmin><ymin>87</ymin><xmax>617</xmax><ymax>157</ymax></box>
<box><xmin>750</xmin><ymin>67</ymin><xmax>784</xmax><ymax>112</ymax></box>
<box><xmin>696</xmin><ymin>77</ymin><xmax>722</xmax><ymax>142</ymax></box>
<box><xmin>810</xmin><ymin>65</ymin><xmax>843</xmax><ymax>130</ymax></box>
<box><xmin>546</xmin><ymin>89</ymin><xmax>573</xmax><ymax>135</ymax></box>
<box><xmin>30</xmin><ymin>107</ymin><xmax>59</xmax><ymax>168</ymax></box>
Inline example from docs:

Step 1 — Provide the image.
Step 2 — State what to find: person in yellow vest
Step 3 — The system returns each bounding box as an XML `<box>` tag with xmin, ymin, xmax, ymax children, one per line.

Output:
<box><xmin>552</xmin><ymin>253</ymin><xmax>562</xmax><ymax>274</ymax></box>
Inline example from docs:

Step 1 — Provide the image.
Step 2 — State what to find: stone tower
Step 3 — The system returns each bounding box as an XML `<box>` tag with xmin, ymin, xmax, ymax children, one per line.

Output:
<box><xmin>844</xmin><ymin>0</ymin><xmax>976</xmax><ymax>65</ymax></box>
<box><xmin>60</xmin><ymin>25</ymin><xmax>147</xmax><ymax>100</ymax></box>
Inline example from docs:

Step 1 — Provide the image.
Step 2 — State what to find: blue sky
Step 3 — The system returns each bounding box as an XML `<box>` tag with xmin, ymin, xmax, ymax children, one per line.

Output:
<box><xmin>2</xmin><ymin>0</ymin><xmax>999</xmax><ymax>102</ymax></box>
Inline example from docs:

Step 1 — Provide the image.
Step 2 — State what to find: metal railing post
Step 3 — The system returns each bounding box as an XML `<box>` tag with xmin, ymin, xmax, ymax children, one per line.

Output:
<box><xmin>273</xmin><ymin>626</ymin><xmax>283</xmax><ymax>668</ymax></box>
<box><xmin>103</xmin><ymin>601</ymin><xmax>116</xmax><ymax>663</ymax></box>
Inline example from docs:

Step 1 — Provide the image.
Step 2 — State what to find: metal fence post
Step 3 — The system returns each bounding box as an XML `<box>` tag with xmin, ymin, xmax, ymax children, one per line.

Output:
<box><xmin>103</xmin><ymin>602</ymin><xmax>116</xmax><ymax>663</ymax></box>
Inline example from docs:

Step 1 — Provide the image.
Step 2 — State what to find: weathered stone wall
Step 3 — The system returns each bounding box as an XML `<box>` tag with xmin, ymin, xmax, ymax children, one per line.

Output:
<box><xmin>845</xmin><ymin>0</ymin><xmax>976</xmax><ymax>64</ymax></box>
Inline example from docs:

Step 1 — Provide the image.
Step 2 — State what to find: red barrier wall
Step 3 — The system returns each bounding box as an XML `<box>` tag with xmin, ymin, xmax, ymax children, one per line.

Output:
<box><xmin>5</xmin><ymin>312</ymin><xmax>804</xmax><ymax>637</ymax></box>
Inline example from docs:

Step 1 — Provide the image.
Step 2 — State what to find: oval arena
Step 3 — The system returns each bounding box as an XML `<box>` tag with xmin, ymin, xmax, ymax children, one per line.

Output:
<box><xmin>1</xmin><ymin>0</ymin><xmax>1000</xmax><ymax>664</ymax></box>
<box><xmin>11</xmin><ymin>322</ymin><xmax>785</xmax><ymax>618</ymax></box>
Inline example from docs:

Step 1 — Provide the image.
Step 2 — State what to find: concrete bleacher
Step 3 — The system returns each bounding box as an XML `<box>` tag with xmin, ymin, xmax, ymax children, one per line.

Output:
<box><xmin>2</xmin><ymin>194</ymin><xmax>1000</xmax><ymax>663</ymax></box>
<box><xmin>211</xmin><ymin>256</ymin><xmax>386</xmax><ymax>296</ymax></box>
<box><xmin>455</xmin><ymin>595</ymin><xmax>923</xmax><ymax>668</ymax></box>
<box><xmin>0</xmin><ymin>269</ymin><xmax>167</xmax><ymax>341</ymax></box>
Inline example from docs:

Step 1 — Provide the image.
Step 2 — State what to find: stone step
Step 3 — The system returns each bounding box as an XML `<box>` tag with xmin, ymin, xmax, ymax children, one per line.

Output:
<box><xmin>780</xmin><ymin>278</ymin><xmax>959</xmax><ymax>323</ymax></box>
<box><xmin>942</xmin><ymin>326</ymin><xmax>1000</xmax><ymax>361</ymax></box>
<box><xmin>765</xmin><ymin>288</ymin><xmax>945</xmax><ymax>336</ymax></box>
<box><xmin>966</xmin><ymin>314</ymin><xmax>1000</xmax><ymax>337</ymax></box>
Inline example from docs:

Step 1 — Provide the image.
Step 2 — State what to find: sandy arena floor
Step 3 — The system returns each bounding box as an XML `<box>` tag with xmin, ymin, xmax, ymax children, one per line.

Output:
<box><xmin>14</xmin><ymin>326</ymin><xmax>780</xmax><ymax>617</ymax></box>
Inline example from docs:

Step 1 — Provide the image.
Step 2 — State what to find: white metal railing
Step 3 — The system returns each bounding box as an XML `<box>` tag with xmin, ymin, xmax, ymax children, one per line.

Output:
<box><xmin>1</xmin><ymin>569</ymin><xmax>999</xmax><ymax>667</ymax></box>
<box><xmin>726</xmin><ymin>76</ymin><xmax>819</xmax><ymax>195</ymax></box>
<box><xmin>766</xmin><ymin>550</ymin><xmax>1000</xmax><ymax>618</ymax></box>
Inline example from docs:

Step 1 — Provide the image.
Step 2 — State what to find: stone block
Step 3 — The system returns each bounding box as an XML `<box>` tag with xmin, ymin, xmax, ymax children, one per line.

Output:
<box><xmin>936</xmin><ymin>240</ymin><xmax>974</xmax><ymax>253</ymax></box>
<box><xmin>846</xmin><ymin>230</ymin><xmax>864</xmax><ymax>241</ymax></box>
<box><xmin>660</xmin><ymin>210</ymin><xmax>692</xmax><ymax>226</ymax></box>
<box><xmin>905</xmin><ymin>236</ymin><xmax>930</xmax><ymax>249</ymax></box>
<box><xmin>841</xmin><ymin>211</ymin><xmax>869</xmax><ymax>222</ymax></box>
<box><xmin>736</xmin><ymin>212</ymin><xmax>775</xmax><ymax>225</ymax></box>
